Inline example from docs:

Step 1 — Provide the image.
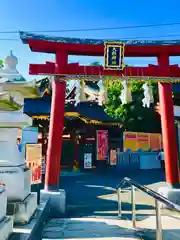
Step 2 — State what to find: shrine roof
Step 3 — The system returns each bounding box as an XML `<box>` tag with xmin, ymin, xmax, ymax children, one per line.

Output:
<box><xmin>23</xmin><ymin>97</ymin><xmax>121</xmax><ymax>125</ymax></box>
<box><xmin>19</xmin><ymin>31</ymin><xmax>180</xmax><ymax>46</ymax></box>
<box><xmin>66</xmin><ymin>101</ymin><xmax>119</xmax><ymax>123</ymax></box>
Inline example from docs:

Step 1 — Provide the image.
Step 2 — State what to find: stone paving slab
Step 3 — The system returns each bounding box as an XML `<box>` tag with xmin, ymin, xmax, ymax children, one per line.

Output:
<box><xmin>136</xmin><ymin>214</ymin><xmax>180</xmax><ymax>240</ymax></box>
<box><xmin>42</xmin><ymin>238</ymin><xmax>140</xmax><ymax>240</ymax></box>
<box><xmin>42</xmin><ymin>217</ymin><xmax>141</xmax><ymax>239</ymax></box>
<box><xmin>46</xmin><ymin>170</ymin><xmax>178</xmax><ymax>239</ymax></box>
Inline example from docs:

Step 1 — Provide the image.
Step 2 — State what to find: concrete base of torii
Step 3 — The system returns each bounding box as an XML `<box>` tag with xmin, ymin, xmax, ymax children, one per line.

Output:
<box><xmin>158</xmin><ymin>186</ymin><xmax>180</xmax><ymax>208</ymax></box>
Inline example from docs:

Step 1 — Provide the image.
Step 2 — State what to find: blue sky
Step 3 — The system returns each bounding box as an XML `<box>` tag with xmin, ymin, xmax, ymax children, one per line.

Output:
<box><xmin>0</xmin><ymin>0</ymin><xmax>180</xmax><ymax>79</ymax></box>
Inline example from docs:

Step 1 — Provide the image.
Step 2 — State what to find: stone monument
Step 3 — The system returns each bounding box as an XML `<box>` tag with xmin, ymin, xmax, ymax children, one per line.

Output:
<box><xmin>0</xmin><ymin>51</ymin><xmax>39</xmax><ymax>228</ymax></box>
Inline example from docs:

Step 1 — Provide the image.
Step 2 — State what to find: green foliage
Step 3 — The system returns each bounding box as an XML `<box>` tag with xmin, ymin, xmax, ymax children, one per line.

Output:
<box><xmin>89</xmin><ymin>61</ymin><xmax>102</xmax><ymax>66</ymax></box>
<box><xmin>105</xmin><ymin>80</ymin><xmax>161</xmax><ymax>133</ymax></box>
<box><xmin>89</xmin><ymin>61</ymin><xmax>161</xmax><ymax>133</ymax></box>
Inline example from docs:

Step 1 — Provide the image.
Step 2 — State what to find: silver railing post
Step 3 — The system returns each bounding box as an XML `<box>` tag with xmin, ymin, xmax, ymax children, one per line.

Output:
<box><xmin>155</xmin><ymin>199</ymin><xmax>163</xmax><ymax>240</ymax></box>
<box><xmin>131</xmin><ymin>185</ymin><xmax>136</xmax><ymax>228</ymax></box>
<box><xmin>117</xmin><ymin>188</ymin><xmax>122</xmax><ymax>217</ymax></box>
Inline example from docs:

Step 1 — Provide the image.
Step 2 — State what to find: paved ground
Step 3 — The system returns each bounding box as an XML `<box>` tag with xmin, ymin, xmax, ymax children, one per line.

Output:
<box><xmin>61</xmin><ymin>169</ymin><xmax>165</xmax><ymax>218</ymax></box>
<box><xmin>42</xmin><ymin>169</ymin><xmax>180</xmax><ymax>239</ymax></box>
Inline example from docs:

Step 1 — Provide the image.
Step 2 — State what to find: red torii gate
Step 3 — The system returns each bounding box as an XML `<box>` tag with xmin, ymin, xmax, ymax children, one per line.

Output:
<box><xmin>20</xmin><ymin>32</ymin><xmax>180</xmax><ymax>191</ymax></box>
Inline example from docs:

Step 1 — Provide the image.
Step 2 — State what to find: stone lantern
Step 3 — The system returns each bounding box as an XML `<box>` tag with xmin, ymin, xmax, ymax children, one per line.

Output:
<box><xmin>0</xmin><ymin>51</ymin><xmax>40</xmax><ymax>235</ymax></box>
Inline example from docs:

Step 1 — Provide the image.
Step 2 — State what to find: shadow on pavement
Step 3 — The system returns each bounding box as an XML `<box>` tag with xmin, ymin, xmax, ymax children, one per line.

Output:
<box><xmin>139</xmin><ymin>228</ymin><xmax>180</xmax><ymax>240</ymax></box>
<box><xmin>42</xmin><ymin>217</ymin><xmax>140</xmax><ymax>239</ymax></box>
<box><xmin>59</xmin><ymin>170</ymin><xmax>160</xmax><ymax>221</ymax></box>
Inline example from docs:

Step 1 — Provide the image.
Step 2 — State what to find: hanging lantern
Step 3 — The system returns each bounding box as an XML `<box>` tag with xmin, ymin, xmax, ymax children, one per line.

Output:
<box><xmin>142</xmin><ymin>82</ymin><xmax>154</xmax><ymax>108</ymax></box>
<box><xmin>74</xmin><ymin>81</ymin><xmax>81</xmax><ymax>106</ymax></box>
<box><xmin>120</xmin><ymin>79</ymin><xmax>132</xmax><ymax>104</ymax></box>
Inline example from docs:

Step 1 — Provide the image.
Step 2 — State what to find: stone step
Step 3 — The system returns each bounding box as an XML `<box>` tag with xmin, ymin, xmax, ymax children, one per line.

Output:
<box><xmin>0</xmin><ymin>216</ymin><xmax>13</xmax><ymax>240</ymax></box>
<box><xmin>8</xmin><ymin>193</ymin><xmax>37</xmax><ymax>224</ymax></box>
<box><xmin>42</xmin><ymin>217</ymin><xmax>140</xmax><ymax>239</ymax></box>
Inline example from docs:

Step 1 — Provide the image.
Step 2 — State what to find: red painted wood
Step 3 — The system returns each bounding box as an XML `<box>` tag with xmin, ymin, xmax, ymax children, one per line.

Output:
<box><xmin>45</xmin><ymin>51</ymin><xmax>68</xmax><ymax>191</ymax></box>
<box><xmin>158</xmin><ymin>54</ymin><xmax>180</xmax><ymax>186</ymax></box>
<box><xmin>27</xmin><ymin>39</ymin><xmax>180</xmax><ymax>57</ymax></box>
<box><xmin>30</xmin><ymin>62</ymin><xmax>180</xmax><ymax>78</ymax></box>
<box><xmin>45</xmin><ymin>80</ymin><xmax>66</xmax><ymax>190</ymax></box>
<box><xmin>159</xmin><ymin>83</ymin><xmax>180</xmax><ymax>185</ymax></box>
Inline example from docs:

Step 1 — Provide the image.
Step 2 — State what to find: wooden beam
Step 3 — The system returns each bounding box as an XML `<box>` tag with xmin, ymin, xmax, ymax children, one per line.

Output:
<box><xmin>27</xmin><ymin>39</ymin><xmax>180</xmax><ymax>57</ymax></box>
<box><xmin>29</xmin><ymin>62</ymin><xmax>180</xmax><ymax>78</ymax></box>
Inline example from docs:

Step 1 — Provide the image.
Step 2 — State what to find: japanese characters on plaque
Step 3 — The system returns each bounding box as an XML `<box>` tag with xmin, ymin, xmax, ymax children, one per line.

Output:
<box><xmin>104</xmin><ymin>42</ymin><xmax>125</xmax><ymax>70</ymax></box>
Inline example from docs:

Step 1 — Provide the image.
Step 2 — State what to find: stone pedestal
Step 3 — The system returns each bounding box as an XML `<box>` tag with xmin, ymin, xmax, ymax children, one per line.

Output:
<box><xmin>0</xmin><ymin>166</ymin><xmax>31</xmax><ymax>201</ymax></box>
<box><xmin>0</xmin><ymin>187</ymin><xmax>13</xmax><ymax>239</ymax></box>
<box><xmin>158</xmin><ymin>186</ymin><xmax>180</xmax><ymax>209</ymax></box>
<box><xmin>0</xmin><ymin>111</ymin><xmax>37</xmax><ymax>224</ymax></box>
<box><xmin>0</xmin><ymin>187</ymin><xmax>7</xmax><ymax>222</ymax></box>
<box><xmin>41</xmin><ymin>189</ymin><xmax>66</xmax><ymax>218</ymax></box>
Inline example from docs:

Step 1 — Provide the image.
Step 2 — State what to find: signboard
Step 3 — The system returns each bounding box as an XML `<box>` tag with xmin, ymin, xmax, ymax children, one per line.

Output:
<box><xmin>26</xmin><ymin>144</ymin><xmax>42</xmax><ymax>184</ymax></box>
<box><xmin>149</xmin><ymin>133</ymin><xmax>162</xmax><ymax>151</ymax></box>
<box><xmin>104</xmin><ymin>42</ymin><xmax>125</xmax><ymax>70</ymax></box>
<box><xmin>124</xmin><ymin>132</ymin><xmax>162</xmax><ymax>151</ymax></box>
<box><xmin>124</xmin><ymin>132</ymin><xmax>137</xmax><ymax>151</ymax></box>
<box><xmin>110</xmin><ymin>150</ymin><xmax>117</xmax><ymax>165</ymax></box>
<box><xmin>137</xmin><ymin>132</ymin><xmax>149</xmax><ymax>151</ymax></box>
<box><xmin>22</xmin><ymin>127</ymin><xmax>38</xmax><ymax>144</ymax></box>
<box><xmin>96</xmin><ymin>130</ymin><xmax>108</xmax><ymax>160</ymax></box>
<box><xmin>84</xmin><ymin>153</ymin><xmax>92</xmax><ymax>169</ymax></box>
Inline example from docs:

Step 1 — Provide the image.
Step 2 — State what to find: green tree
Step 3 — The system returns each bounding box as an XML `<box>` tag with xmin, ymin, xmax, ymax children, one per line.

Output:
<box><xmin>89</xmin><ymin>61</ymin><xmax>161</xmax><ymax>132</ymax></box>
<box><xmin>105</xmin><ymin>80</ymin><xmax>161</xmax><ymax>133</ymax></box>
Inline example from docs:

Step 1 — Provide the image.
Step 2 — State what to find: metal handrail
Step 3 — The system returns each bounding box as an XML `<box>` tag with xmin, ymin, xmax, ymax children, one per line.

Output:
<box><xmin>117</xmin><ymin>177</ymin><xmax>180</xmax><ymax>240</ymax></box>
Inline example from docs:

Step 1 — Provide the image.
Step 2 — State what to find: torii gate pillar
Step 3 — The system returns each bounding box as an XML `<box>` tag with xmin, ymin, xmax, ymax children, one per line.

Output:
<box><xmin>45</xmin><ymin>51</ymin><xmax>67</xmax><ymax>191</ymax></box>
<box><xmin>158</xmin><ymin>54</ymin><xmax>180</xmax><ymax>188</ymax></box>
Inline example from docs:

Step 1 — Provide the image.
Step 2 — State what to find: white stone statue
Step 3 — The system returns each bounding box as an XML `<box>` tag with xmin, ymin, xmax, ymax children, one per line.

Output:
<box><xmin>0</xmin><ymin>50</ymin><xmax>25</xmax><ymax>82</ymax></box>
<box><xmin>142</xmin><ymin>82</ymin><xmax>154</xmax><ymax>108</ymax></box>
<box><xmin>120</xmin><ymin>79</ymin><xmax>132</xmax><ymax>104</ymax></box>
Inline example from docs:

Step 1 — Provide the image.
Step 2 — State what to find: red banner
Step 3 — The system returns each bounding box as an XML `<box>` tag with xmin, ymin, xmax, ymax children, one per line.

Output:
<box><xmin>26</xmin><ymin>144</ymin><xmax>42</xmax><ymax>184</ymax></box>
<box><xmin>96</xmin><ymin>130</ymin><xmax>108</xmax><ymax>160</ymax></box>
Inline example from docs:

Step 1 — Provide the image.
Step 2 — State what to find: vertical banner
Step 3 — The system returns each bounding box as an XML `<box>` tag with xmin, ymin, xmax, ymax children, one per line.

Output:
<box><xmin>96</xmin><ymin>130</ymin><xmax>108</xmax><ymax>160</ymax></box>
<box><xmin>123</xmin><ymin>132</ymin><xmax>137</xmax><ymax>151</ymax></box>
<box><xmin>84</xmin><ymin>153</ymin><xmax>92</xmax><ymax>169</ymax></box>
<box><xmin>110</xmin><ymin>150</ymin><xmax>117</xmax><ymax>165</ymax></box>
<box><xmin>137</xmin><ymin>132</ymin><xmax>149</xmax><ymax>151</ymax></box>
<box><xmin>26</xmin><ymin>144</ymin><xmax>42</xmax><ymax>184</ymax></box>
